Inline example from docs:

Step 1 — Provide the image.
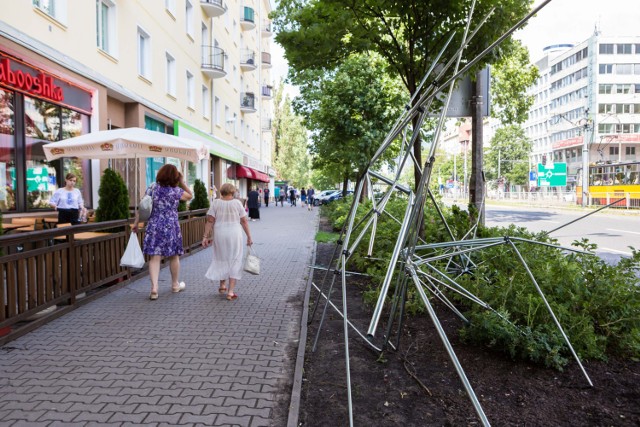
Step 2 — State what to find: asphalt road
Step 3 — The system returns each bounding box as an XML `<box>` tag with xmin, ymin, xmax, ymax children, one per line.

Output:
<box><xmin>484</xmin><ymin>204</ymin><xmax>640</xmax><ymax>263</ymax></box>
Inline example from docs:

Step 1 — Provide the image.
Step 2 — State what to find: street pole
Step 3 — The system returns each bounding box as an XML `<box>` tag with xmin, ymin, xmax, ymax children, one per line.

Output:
<box><xmin>497</xmin><ymin>149</ymin><xmax>501</xmax><ymax>181</ymax></box>
<box><xmin>581</xmin><ymin>123</ymin><xmax>592</xmax><ymax>208</ymax></box>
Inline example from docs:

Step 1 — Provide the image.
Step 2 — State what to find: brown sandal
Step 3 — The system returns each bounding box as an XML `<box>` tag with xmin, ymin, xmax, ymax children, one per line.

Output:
<box><xmin>226</xmin><ymin>293</ymin><xmax>238</xmax><ymax>301</ymax></box>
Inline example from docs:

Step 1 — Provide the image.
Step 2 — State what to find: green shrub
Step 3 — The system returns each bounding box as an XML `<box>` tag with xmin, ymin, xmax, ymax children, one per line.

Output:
<box><xmin>322</xmin><ymin>196</ymin><xmax>640</xmax><ymax>369</ymax></box>
<box><xmin>189</xmin><ymin>179</ymin><xmax>210</xmax><ymax>212</ymax></box>
<box><xmin>95</xmin><ymin>169</ymin><xmax>129</xmax><ymax>223</ymax></box>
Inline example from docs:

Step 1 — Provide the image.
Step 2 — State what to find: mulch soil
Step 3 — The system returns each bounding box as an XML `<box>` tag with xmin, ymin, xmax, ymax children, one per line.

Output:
<box><xmin>298</xmin><ymin>219</ymin><xmax>640</xmax><ymax>426</ymax></box>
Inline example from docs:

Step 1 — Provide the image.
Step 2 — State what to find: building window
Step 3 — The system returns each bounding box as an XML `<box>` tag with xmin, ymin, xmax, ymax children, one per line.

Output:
<box><xmin>96</xmin><ymin>0</ymin><xmax>116</xmax><ymax>56</ymax></box>
<box><xmin>616</xmin><ymin>104</ymin><xmax>631</xmax><ymax>114</ymax></box>
<box><xmin>185</xmin><ymin>0</ymin><xmax>194</xmax><ymax>38</ymax></box>
<box><xmin>598</xmin><ymin>103</ymin><xmax>614</xmax><ymax>114</ymax></box>
<box><xmin>599</xmin><ymin>43</ymin><xmax>614</xmax><ymax>54</ymax></box>
<box><xmin>617</xmin><ymin>44</ymin><xmax>632</xmax><ymax>54</ymax></box>
<box><xmin>165</xmin><ymin>52</ymin><xmax>176</xmax><ymax>97</ymax></box>
<box><xmin>626</xmin><ymin>147</ymin><xmax>636</xmax><ymax>156</ymax></box>
<box><xmin>33</xmin><ymin>0</ymin><xmax>67</xmax><ymax>24</ymax></box>
<box><xmin>616</xmin><ymin>84</ymin><xmax>632</xmax><ymax>94</ymax></box>
<box><xmin>165</xmin><ymin>0</ymin><xmax>176</xmax><ymax>16</ymax></box>
<box><xmin>202</xmin><ymin>85</ymin><xmax>210</xmax><ymax>118</ymax></box>
<box><xmin>599</xmin><ymin>84</ymin><xmax>612</xmax><ymax>94</ymax></box>
<box><xmin>599</xmin><ymin>64</ymin><xmax>613</xmax><ymax>74</ymax></box>
<box><xmin>137</xmin><ymin>27</ymin><xmax>151</xmax><ymax>79</ymax></box>
<box><xmin>610</xmin><ymin>147</ymin><xmax>619</xmax><ymax>155</ymax></box>
<box><xmin>224</xmin><ymin>106</ymin><xmax>230</xmax><ymax>132</ymax></box>
<box><xmin>233</xmin><ymin>113</ymin><xmax>238</xmax><ymax>137</ymax></box>
<box><xmin>617</xmin><ymin>64</ymin><xmax>633</xmax><ymax>75</ymax></box>
<box><xmin>186</xmin><ymin>70</ymin><xmax>194</xmax><ymax>108</ymax></box>
<box><xmin>214</xmin><ymin>96</ymin><xmax>221</xmax><ymax>126</ymax></box>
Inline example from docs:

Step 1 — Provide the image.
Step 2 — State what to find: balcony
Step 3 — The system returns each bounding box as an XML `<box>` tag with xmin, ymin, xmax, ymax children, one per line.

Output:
<box><xmin>261</xmin><ymin>85</ymin><xmax>273</xmax><ymax>99</ymax></box>
<box><xmin>261</xmin><ymin>51</ymin><xmax>271</xmax><ymax>69</ymax></box>
<box><xmin>240</xmin><ymin>49</ymin><xmax>256</xmax><ymax>72</ymax></box>
<box><xmin>240</xmin><ymin>6</ymin><xmax>255</xmax><ymax>31</ymax></box>
<box><xmin>200</xmin><ymin>0</ymin><xmax>226</xmax><ymax>17</ymax></box>
<box><xmin>262</xmin><ymin>118</ymin><xmax>272</xmax><ymax>131</ymax></box>
<box><xmin>262</xmin><ymin>20</ymin><xmax>272</xmax><ymax>37</ymax></box>
<box><xmin>201</xmin><ymin>46</ymin><xmax>226</xmax><ymax>79</ymax></box>
<box><xmin>240</xmin><ymin>92</ymin><xmax>257</xmax><ymax>113</ymax></box>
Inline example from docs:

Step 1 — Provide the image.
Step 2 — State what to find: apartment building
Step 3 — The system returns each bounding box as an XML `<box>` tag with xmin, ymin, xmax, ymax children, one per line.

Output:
<box><xmin>524</xmin><ymin>33</ymin><xmax>640</xmax><ymax>186</ymax></box>
<box><xmin>0</xmin><ymin>0</ymin><xmax>275</xmax><ymax>214</ymax></box>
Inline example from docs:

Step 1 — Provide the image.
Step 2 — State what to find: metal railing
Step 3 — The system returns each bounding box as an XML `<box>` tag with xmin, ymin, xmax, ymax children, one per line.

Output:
<box><xmin>0</xmin><ymin>209</ymin><xmax>208</xmax><ymax>344</ymax></box>
<box><xmin>202</xmin><ymin>46</ymin><xmax>225</xmax><ymax>71</ymax></box>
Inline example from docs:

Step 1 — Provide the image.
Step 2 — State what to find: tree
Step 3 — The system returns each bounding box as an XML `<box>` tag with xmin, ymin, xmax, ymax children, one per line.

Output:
<box><xmin>189</xmin><ymin>179</ymin><xmax>210</xmax><ymax>212</ymax></box>
<box><xmin>294</xmin><ymin>54</ymin><xmax>405</xmax><ymax>194</ymax></box>
<box><xmin>271</xmin><ymin>80</ymin><xmax>312</xmax><ymax>188</ymax></box>
<box><xmin>95</xmin><ymin>169</ymin><xmax>129</xmax><ymax>223</ymax></box>
<box><xmin>490</xmin><ymin>40</ymin><xmax>540</xmax><ymax>125</ymax></box>
<box><xmin>272</xmin><ymin>0</ymin><xmax>534</xmax><ymax>189</ymax></box>
<box><xmin>484</xmin><ymin>125</ymin><xmax>532</xmax><ymax>186</ymax></box>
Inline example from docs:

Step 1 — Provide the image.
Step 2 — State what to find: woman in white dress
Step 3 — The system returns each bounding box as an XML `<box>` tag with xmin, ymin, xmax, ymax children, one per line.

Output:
<box><xmin>202</xmin><ymin>183</ymin><xmax>253</xmax><ymax>300</ymax></box>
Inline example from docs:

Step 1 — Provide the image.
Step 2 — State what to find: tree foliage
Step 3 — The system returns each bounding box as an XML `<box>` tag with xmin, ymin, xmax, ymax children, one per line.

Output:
<box><xmin>272</xmin><ymin>0</ymin><xmax>535</xmax><ymax>188</ymax></box>
<box><xmin>294</xmin><ymin>54</ymin><xmax>405</xmax><ymax>189</ymax></box>
<box><xmin>95</xmin><ymin>168</ymin><xmax>129</xmax><ymax>223</ymax></box>
<box><xmin>484</xmin><ymin>125</ymin><xmax>532</xmax><ymax>185</ymax></box>
<box><xmin>272</xmin><ymin>80</ymin><xmax>312</xmax><ymax>188</ymax></box>
<box><xmin>490</xmin><ymin>40</ymin><xmax>539</xmax><ymax>124</ymax></box>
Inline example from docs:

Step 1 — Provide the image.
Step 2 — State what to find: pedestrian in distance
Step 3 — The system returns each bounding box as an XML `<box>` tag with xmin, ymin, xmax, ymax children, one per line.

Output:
<box><xmin>133</xmin><ymin>164</ymin><xmax>193</xmax><ymax>300</ymax></box>
<box><xmin>307</xmin><ymin>187</ymin><xmax>315</xmax><ymax>210</ymax></box>
<box><xmin>264</xmin><ymin>187</ymin><xmax>270</xmax><ymax>207</ymax></box>
<box><xmin>289</xmin><ymin>187</ymin><xmax>296</xmax><ymax>206</ymax></box>
<box><xmin>202</xmin><ymin>183</ymin><xmax>253</xmax><ymax>301</ymax></box>
<box><xmin>301</xmin><ymin>188</ymin><xmax>307</xmax><ymax>208</ymax></box>
<box><xmin>49</xmin><ymin>173</ymin><xmax>87</xmax><ymax>225</ymax></box>
<box><xmin>280</xmin><ymin>186</ymin><xmax>286</xmax><ymax>206</ymax></box>
<box><xmin>274</xmin><ymin>186</ymin><xmax>281</xmax><ymax>207</ymax></box>
<box><xmin>247</xmin><ymin>187</ymin><xmax>260</xmax><ymax>221</ymax></box>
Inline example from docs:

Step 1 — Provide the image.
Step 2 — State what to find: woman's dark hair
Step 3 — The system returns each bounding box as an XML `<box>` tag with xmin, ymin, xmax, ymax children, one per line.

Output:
<box><xmin>156</xmin><ymin>164</ymin><xmax>181</xmax><ymax>187</ymax></box>
<box><xmin>65</xmin><ymin>173</ymin><xmax>77</xmax><ymax>181</ymax></box>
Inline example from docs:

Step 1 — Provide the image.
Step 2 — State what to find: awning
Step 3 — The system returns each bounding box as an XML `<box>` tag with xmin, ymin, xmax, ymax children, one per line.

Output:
<box><xmin>235</xmin><ymin>165</ymin><xmax>270</xmax><ymax>183</ymax></box>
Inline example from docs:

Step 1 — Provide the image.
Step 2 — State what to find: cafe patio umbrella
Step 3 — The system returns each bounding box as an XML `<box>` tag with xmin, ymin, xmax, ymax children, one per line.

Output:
<box><xmin>42</xmin><ymin>127</ymin><xmax>210</xmax><ymax>212</ymax></box>
<box><xmin>43</xmin><ymin>127</ymin><xmax>209</xmax><ymax>163</ymax></box>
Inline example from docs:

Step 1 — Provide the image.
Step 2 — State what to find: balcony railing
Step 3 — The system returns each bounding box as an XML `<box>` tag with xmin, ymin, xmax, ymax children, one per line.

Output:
<box><xmin>200</xmin><ymin>0</ymin><xmax>226</xmax><ymax>17</ymax></box>
<box><xmin>262</xmin><ymin>20</ymin><xmax>272</xmax><ymax>36</ymax></box>
<box><xmin>240</xmin><ymin>6</ymin><xmax>255</xmax><ymax>30</ymax></box>
<box><xmin>261</xmin><ymin>51</ymin><xmax>271</xmax><ymax>69</ymax></box>
<box><xmin>262</xmin><ymin>118</ymin><xmax>272</xmax><ymax>131</ymax></box>
<box><xmin>240</xmin><ymin>49</ymin><xmax>256</xmax><ymax>71</ymax></box>
<box><xmin>240</xmin><ymin>92</ymin><xmax>256</xmax><ymax>112</ymax></box>
<box><xmin>201</xmin><ymin>46</ymin><xmax>226</xmax><ymax>78</ymax></box>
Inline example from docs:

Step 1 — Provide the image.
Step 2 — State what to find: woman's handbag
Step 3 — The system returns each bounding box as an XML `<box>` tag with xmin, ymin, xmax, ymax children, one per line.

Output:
<box><xmin>138</xmin><ymin>184</ymin><xmax>155</xmax><ymax>221</ymax></box>
<box><xmin>120</xmin><ymin>233</ymin><xmax>145</xmax><ymax>269</ymax></box>
<box><xmin>243</xmin><ymin>246</ymin><xmax>260</xmax><ymax>275</ymax></box>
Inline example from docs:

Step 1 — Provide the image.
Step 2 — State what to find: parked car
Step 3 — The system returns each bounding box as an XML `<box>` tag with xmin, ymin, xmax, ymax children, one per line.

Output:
<box><xmin>314</xmin><ymin>190</ymin><xmax>340</xmax><ymax>206</ymax></box>
<box><xmin>323</xmin><ymin>190</ymin><xmax>354</xmax><ymax>204</ymax></box>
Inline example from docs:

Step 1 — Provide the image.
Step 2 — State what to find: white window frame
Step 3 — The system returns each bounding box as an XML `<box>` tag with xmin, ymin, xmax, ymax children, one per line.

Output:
<box><xmin>225</xmin><ymin>106</ymin><xmax>231</xmax><ymax>132</ymax></box>
<box><xmin>33</xmin><ymin>0</ymin><xmax>67</xmax><ymax>24</ymax></box>
<box><xmin>202</xmin><ymin>84</ymin><xmax>210</xmax><ymax>118</ymax></box>
<box><xmin>185</xmin><ymin>0</ymin><xmax>194</xmax><ymax>38</ymax></box>
<box><xmin>165</xmin><ymin>52</ymin><xmax>176</xmax><ymax>97</ymax></box>
<box><xmin>96</xmin><ymin>0</ymin><xmax>117</xmax><ymax>56</ymax></box>
<box><xmin>165</xmin><ymin>0</ymin><xmax>176</xmax><ymax>16</ymax></box>
<box><xmin>137</xmin><ymin>26</ymin><xmax>152</xmax><ymax>79</ymax></box>
<box><xmin>186</xmin><ymin>70</ymin><xmax>195</xmax><ymax>109</ymax></box>
<box><xmin>214</xmin><ymin>97</ymin><xmax>221</xmax><ymax>126</ymax></box>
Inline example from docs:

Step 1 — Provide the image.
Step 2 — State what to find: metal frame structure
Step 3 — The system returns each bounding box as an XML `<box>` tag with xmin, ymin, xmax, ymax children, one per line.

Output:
<box><xmin>304</xmin><ymin>1</ymin><xmax>601</xmax><ymax>426</ymax></box>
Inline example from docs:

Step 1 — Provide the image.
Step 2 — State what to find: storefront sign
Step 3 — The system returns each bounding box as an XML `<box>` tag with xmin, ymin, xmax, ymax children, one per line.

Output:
<box><xmin>0</xmin><ymin>58</ymin><xmax>63</xmax><ymax>102</ymax></box>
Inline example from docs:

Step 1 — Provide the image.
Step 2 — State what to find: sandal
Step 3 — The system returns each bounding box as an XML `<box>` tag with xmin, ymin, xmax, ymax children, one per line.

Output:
<box><xmin>218</xmin><ymin>287</ymin><xmax>228</xmax><ymax>294</ymax></box>
<box><xmin>226</xmin><ymin>293</ymin><xmax>238</xmax><ymax>301</ymax></box>
<box><xmin>172</xmin><ymin>282</ymin><xmax>186</xmax><ymax>293</ymax></box>
<box><xmin>149</xmin><ymin>292</ymin><xmax>158</xmax><ymax>301</ymax></box>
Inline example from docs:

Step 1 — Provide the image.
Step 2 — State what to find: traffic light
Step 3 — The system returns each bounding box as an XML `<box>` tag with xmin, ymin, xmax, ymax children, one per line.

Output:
<box><xmin>542</xmin><ymin>154</ymin><xmax>547</xmax><ymax>165</ymax></box>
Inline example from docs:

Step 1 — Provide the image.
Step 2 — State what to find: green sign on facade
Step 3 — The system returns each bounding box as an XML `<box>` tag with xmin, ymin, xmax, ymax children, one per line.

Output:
<box><xmin>537</xmin><ymin>162</ymin><xmax>567</xmax><ymax>187</ymax></box>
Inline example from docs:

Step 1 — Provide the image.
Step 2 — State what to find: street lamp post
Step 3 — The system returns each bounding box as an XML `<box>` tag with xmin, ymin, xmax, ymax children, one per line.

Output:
<box><xmin>580</xmin><ymin>118</ymin><xmax>593</xmax><ymax>208</ymax></box>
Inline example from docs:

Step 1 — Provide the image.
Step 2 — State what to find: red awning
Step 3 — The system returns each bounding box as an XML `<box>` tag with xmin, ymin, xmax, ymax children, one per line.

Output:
<box><xmin>235</xmin><ymin>165</ymin><xmax>270</xmax><ymax>183</ymax></box>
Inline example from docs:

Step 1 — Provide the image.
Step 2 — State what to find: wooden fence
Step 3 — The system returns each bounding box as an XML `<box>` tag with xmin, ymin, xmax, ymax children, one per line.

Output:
<box><xmin>0</xmin><ymin>209</ymin><xmax>208</xmax><ymax>345</ymax></box>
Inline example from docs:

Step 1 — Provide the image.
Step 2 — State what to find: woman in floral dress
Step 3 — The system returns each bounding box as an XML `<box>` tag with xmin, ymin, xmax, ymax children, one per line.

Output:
<box><xmin>134</xmin><ymin>164</ymin><xmax>193</xmax><ymax>300</ymax></box>
<box><xmin>201</xmin><ymin>183</ymin><xmax>253</xmax><ymax>300</ymax></box>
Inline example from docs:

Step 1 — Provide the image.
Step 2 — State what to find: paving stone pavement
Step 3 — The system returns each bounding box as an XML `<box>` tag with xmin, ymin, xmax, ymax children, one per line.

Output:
<box><xmin>0</xmin><ymin>202</ymin><xmax>319</xmax><ymax>426</ymax></box>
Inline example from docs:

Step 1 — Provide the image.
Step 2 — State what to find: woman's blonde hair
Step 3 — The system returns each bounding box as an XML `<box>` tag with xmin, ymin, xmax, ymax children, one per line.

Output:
<box><xmin>219</xmin><ymin>183</ymin><xmax>236</xmax><ymax>196</ymax></box>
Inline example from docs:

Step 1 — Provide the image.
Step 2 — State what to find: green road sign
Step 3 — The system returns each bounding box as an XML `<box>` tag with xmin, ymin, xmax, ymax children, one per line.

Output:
<box><xmin>537</xmin><ymin>162</ymin><xmax>567</xmax><ymax>186</ymax></box>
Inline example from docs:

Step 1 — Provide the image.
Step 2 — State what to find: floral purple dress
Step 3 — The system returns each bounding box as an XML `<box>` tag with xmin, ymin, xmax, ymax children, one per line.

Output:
<box><xmin>142</xmin><ymin>184</ymin><xmax>185</xmax><ymax>257</ymax></box>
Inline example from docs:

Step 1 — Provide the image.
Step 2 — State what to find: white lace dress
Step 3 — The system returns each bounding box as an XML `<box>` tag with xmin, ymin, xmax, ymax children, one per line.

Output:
<box><xmin>205</xmin><ymin>198</ymin><xmax>247</xmax><ymax>281</ymax></box>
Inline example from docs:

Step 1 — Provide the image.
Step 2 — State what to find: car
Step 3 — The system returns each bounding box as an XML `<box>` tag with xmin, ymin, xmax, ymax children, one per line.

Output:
<box><xmin>314</xmin><ymin>190</ymin><xmax>340</xmax><ymax>205</ymax></box>
<box><xmin>322</xmin><ymin>190</ymin><xmax>354</xmax><ymax>204</ymax></box>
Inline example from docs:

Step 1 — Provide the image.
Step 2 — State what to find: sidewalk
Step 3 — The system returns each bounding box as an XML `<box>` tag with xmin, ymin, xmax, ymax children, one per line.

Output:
<box><xmin>0</xmin><ymin>202</ymin><xmax>319</xmax><ymax>426</ymax></box>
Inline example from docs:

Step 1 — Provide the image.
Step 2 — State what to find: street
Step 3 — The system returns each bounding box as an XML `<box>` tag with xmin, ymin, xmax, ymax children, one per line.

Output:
<box><xmin>484</xmin><ymin>204</ymin><xmax>640</xmax><ymax>263</ymax></box>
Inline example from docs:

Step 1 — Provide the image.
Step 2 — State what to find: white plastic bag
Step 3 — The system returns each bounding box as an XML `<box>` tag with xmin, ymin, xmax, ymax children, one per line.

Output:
<box><xmin>243</xmin><ymin>246</ymin><xmax>260</xmax><ymax>275</ymax></box>
<box><xmin>120</xmin><ymin>233</ymin><xmax>145</xmax><ymax>269</ymax></box>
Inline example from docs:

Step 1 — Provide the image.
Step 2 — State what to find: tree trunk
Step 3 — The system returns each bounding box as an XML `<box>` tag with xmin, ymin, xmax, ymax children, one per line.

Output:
<box><xmin>470</xmin><ymin>70</ymin><xmax>485</xmax><ymax>225</ymax></box>
<box><xmin>342</xmin><ymin>173</ymin><xmax>349</xmax><ymax>197</ymax></box>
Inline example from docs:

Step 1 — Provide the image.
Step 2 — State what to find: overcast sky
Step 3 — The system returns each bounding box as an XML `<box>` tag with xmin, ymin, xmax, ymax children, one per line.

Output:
<box><xmin>515</xmin><ymin>0</ymin><xmax>640</xmax><ymax>60</ymax></box>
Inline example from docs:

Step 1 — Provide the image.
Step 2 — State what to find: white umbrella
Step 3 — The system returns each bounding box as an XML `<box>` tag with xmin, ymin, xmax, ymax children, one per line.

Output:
<box><xmin>43</xmin><ymin>127</ymin><xmax>209</xmax><ymax>163</ymax></box>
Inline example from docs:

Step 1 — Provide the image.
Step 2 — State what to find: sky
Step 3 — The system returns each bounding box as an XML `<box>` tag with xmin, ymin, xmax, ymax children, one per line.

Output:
<box><xmin>515</xmin><ymin>0</ymin><xmax>640</xmax><ymax>60</ymax></box>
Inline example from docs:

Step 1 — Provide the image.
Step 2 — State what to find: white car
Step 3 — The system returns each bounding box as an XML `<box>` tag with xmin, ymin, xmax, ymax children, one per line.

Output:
<box><xmin>314</xmin><ymin>190</ymin><xmax>340</xmax><ymax>205</ymax></box>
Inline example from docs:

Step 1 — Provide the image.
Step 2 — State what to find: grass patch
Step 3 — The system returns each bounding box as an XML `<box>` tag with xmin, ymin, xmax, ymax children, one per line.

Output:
<box><xmin>316</xmin><ymin>230</ymin><xmax>340</xmax><ymax>243</ymax></box>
